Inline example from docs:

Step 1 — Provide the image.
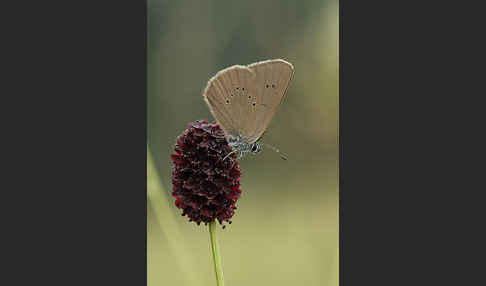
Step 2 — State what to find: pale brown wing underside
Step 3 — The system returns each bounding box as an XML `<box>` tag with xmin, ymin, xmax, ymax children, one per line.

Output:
<box><xmin>203</xmin><ymin>59</ymin><xmax>294</xmax><ymax>143</ymax></box>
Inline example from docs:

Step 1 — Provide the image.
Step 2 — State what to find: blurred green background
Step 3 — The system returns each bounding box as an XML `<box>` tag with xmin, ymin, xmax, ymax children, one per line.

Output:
<box><xmin>148</xmin><ymin>1</ymin><xmax>338</xmax><ymax>285</ymax></box>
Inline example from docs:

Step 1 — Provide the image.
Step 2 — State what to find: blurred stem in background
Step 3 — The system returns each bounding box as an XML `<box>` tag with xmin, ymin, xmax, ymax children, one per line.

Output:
<box><xmin>147</xmin><ymin>146</ymin><xmax>201</xmax><ymax>286</ymax></box>
<box><xmin>209</xmin><ymin>221</ymin><xmax>225</xmax><ymax>286</ymax></box>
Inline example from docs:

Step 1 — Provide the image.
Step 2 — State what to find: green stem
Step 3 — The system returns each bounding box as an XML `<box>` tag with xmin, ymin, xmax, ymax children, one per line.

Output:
<box><xmin>209</xmin><ymin>221</ymin><xmax>225</xmax><ymax>286</ymax></box>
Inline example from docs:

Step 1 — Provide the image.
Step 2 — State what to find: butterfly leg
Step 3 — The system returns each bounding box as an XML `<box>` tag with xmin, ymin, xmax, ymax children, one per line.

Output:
<box><xmin>223</xmin><ymin>149</ymin><xmax>237</xmax><ymax>161</ymax></box>
<box><xmin>237</xmin><ymin>151</ymin><xmax>245</xmax><ymax>160</ymax></box>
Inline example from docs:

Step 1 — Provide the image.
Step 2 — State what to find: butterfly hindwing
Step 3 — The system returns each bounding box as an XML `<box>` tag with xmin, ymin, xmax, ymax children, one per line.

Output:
<box><xmin>245</xmin><ymin>59</ymin><xmax>294</xmax><ymax>142</ymax></box>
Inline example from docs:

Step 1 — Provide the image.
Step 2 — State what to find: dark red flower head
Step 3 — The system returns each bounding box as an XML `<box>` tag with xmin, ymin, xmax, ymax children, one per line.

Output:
<box><xmin>170</xmin><ymin>120</ymin><xmax>242</xmax><ymax>226</ymax></box>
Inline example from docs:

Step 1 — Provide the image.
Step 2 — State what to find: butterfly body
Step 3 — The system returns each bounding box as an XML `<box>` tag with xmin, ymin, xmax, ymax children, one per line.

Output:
<box><xmin>203</xmin><ymin>59</ymin><xmax>293</xmax><ymax>160</ymax></box>
<box><xmin>226</xmin><ymin>134</ymin><xmax>262</xmax><ymax>159</ymax></box>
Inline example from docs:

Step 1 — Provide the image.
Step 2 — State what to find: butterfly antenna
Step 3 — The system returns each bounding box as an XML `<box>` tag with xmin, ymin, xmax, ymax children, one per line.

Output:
<box><xmin>263</xmin><ymin>143</ymin><xmax>288</xmax><ymax>160</ymax></box>
<box><xmin>223</xmin><ymin>150</ymin><xmax>238</xmax><ymax>161</ymax></box>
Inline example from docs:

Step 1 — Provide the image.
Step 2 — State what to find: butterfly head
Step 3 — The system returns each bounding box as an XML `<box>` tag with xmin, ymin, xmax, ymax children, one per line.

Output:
<box><xmin>250</xmin><ymin>142</ymin><xmax>262</xmax><ymax>154</ymax></box>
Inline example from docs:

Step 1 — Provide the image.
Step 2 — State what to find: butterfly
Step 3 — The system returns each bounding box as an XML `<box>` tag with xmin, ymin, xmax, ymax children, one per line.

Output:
<box><xmin>203</xmin><ymin>59</ymin><xmax>294</xmax><ymax>160</ymax></box>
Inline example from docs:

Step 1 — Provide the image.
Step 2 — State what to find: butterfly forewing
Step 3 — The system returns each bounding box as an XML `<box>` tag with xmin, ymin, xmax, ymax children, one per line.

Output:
<box><xmin>203</xmin><ymin>59</ymin><xmax>294</xmax><ymax>143</ymax></box>
<box><xmin>203</xmin><ymin>65</ymin><xmax>255</xmax><ymax>137</ymax></box>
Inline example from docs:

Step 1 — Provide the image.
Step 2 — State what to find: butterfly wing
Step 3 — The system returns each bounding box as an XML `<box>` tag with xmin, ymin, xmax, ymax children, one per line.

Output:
<box><xmin>203</xmin><ymin>59</ymin><xmax>294</xmax><ymax>142</ymax></box>
<box><xmin>203</xmin><ymin>64</ymin><xmax>256</xmax><ymax>137</ymax></box>
<box><xmin>244</xmin><ymin>59</ymin><xmax>294</xmax><ymax>143</ymax></box>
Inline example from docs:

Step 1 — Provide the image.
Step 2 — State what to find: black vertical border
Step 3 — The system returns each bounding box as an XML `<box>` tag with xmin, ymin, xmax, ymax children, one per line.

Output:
<box><xmin>3</xmin><ymin>1</ymin><xmax>147</xmax><ymax>285</ymax></box>
<box><xmin>339</xmin><ymin>0</ymin><xmax>483</xmax><ymax>284</ymax></box>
